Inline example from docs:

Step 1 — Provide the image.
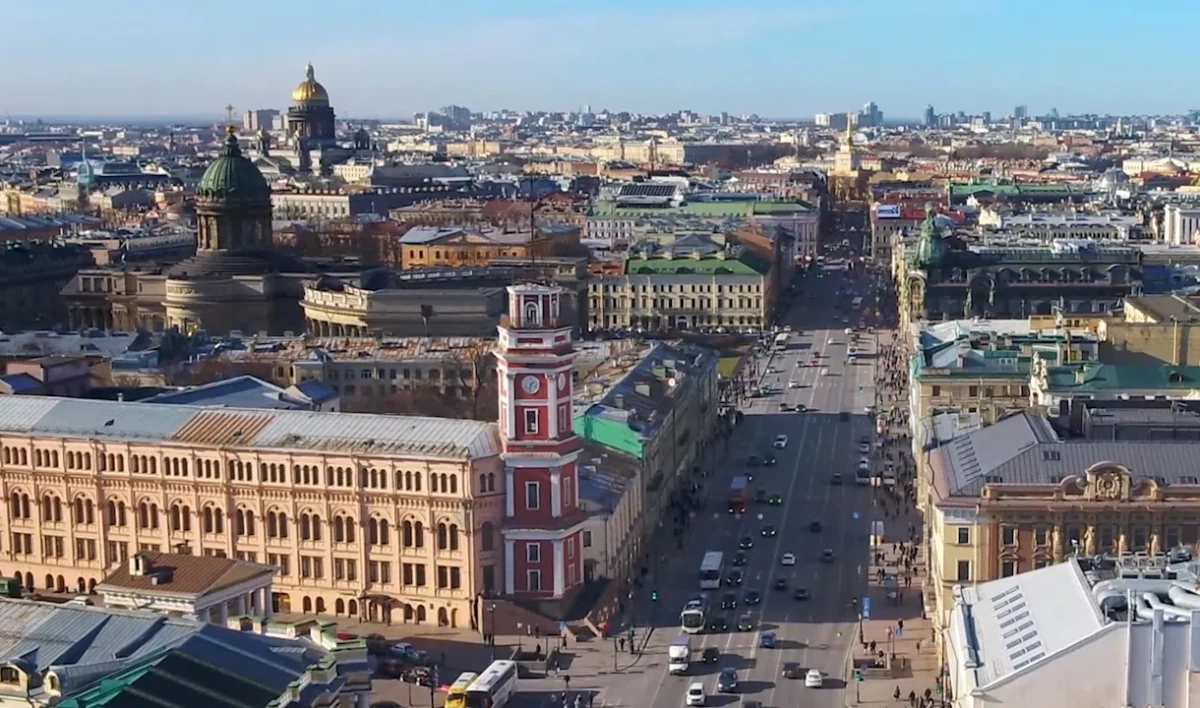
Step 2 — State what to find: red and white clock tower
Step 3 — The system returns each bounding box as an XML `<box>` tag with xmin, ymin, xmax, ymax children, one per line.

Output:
<box><xmin>496</xmin><ymin>284</ymin><xmax>587</xmax><ymax>599</ymax></box>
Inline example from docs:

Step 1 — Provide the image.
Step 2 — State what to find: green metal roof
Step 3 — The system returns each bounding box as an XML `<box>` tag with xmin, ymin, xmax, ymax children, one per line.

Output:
<box><xmin>1046</xmin><ymin>364</ymin><xmax>1200</xmax><ymax>391</ymax></box>
<box><xmin>574</xmin><ymin>413</ymin><xmax>644</xmax><ymax>459</ymax></box>
<box><xmin>196</xmin><ymin>127</ymin><xmax>271</xmax><ymax>203</ymax></box>
<box><xmin>948</xmin><ymin>182</ymin><xmax>1086</xmax><ymax>198</ymax></box>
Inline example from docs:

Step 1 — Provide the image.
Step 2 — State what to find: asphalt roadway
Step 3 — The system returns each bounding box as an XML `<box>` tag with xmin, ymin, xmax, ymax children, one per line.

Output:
<box><xmin>551</xmin><ymin>264</ymin><xmax>883</xmax><ymax>708</ymax></box>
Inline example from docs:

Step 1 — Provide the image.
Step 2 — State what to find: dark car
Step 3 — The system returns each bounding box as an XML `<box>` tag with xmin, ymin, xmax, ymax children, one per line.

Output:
<box><xmin>809</xmin><ymin>520</ymin><xmax>823</xmax><ymax>533</ymax></box>
<box><xmin>774</xmin><ymin>577</ymin><xmax>789</xmax><ymax>591</ymax></box>
<box><xmin>761</xmin><ymin>525</ymin><xmax>777</xmax><ymax>537</ymax></box>
<box><xmin>763</xmin><ymin>453</ymin><xmax>777</xmax><ymax>466</ymax></box>
<box><xmin>726</xmin><ymin>569</ymin><xmax>744</xmax><ymax>586</ymax></box>
<box><xmin>743</xmin><ymin>589</ymin><xmax>762</xmax><ymax>605</ymax></box>
<box><xmin>737</xmin><ymin>613</ymin><xmax>755</xmax><ymax>631</ymax></box>
<box><xmin>782</xmin><ymin>662</ymin><xmax>803</xmax><ymax>679</ymax></box>
<box><xmin>747</xmin><ymin>455</ymin><xmax>761</xmax><ymax>467</ymax></box>
<box><xmin>702</xmin><ymin>647</ymin><xmax>720</xmax><ymax>663</ymax></box>
<box><xmin>738</xmin><ymin>536</ymin><xmax>755</xmax><ymax>549</ymax></box>
<box><xmin>831</xmin><ymin>473</ymin><xmax>843</xmax><ymax>485</ymax></box>
<box><xmin>822</xmin><ymin>549</ymin><xmax>835</xmax><ymax>563</ymax></box>
<box><xmin>754</xmin><ymin>488</ymin><xmax>768</xmax><ymax>504</ymax></box>
<box><xmin>768</xmin><ymin>493</ymin><xmax>783</xmax><ymax>506</ymax></box>
<box><xmin>708</xmin><ymin>615</ymin><xmax>730</xmax><ymax>632</ymax></box>
<box><xmin>717</xmin><ymin>668</ymin><xmax>739</xmax><ymax>693</ymax></box>
<box><xmin>759</xmin><ymin>632</ymin><xmax>776</xmax><ymax>649</ymax></box>
<box><xmin>721</xmin><ymin>592</ymin><xmax>738</xmax><ymax>610</ymax></box>
<box><xmin>794</xmin><ymin>587</ymin><xmax>810</xmax><ymax>601</ymax></box>
<box><xmin>733</xmin><ymin>550</ymin><xmax>748</xmax><ymax>566</ymax></box>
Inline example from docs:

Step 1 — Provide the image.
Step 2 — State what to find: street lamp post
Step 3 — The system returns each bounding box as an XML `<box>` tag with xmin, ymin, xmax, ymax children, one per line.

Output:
<box><xmin>487</xmin><ymin>604</ymin><xmax>496</xmax><ymax>660</ymax></box>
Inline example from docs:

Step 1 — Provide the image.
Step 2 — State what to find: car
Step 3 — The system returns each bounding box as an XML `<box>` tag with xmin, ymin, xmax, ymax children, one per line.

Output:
<box><xmin>721</xmin><ymin>592</ymin><xmax>738</xmax><ymax>610</ymax></box>
<box><xmin>738</xmin><ymin>536</ymin><xmax>754</xmax><ymax>549</ymax></box>
<box><xmin>809</xmin><ymin>520</ymin><xmax>823</xmax><ymax>533</ymax></box>
<box><xmin>686</xmin><ymin>682</ymin><xmax>707</xmax><ymax>706</ymax></box>
<box><xmin>780</xmin><ymin>552</ymin><xmax>796</xmax><ymax>566</ymax></box>
<box><xmin>830</xmin><ymin>472</ymin><xmax>843</xmax><ymax>485</ymax></box>
<box><xmin>821</xmin><ymin>549</ymin><xmax>835</xmax><ymax>563</ymax></box>
<box><xmin>857</xmin><ymin>461</ymin><xmax>870</xmax><ymax>473</ymax></box>
<box><xmin>737</xmin><ymin>613</ymin><xmax>755</xmax><ymax>631</ymax></box>
<box><xmin>744</xmin><ymin>702</ymin><xmax>763</xmax><ymax>708</ymax></box>
<box><xmin>753</xmin><ymin>489</ymin><xmax>768</xmax><ymax>505</ymax></box>
<box><xmin>844</xmin><ymin>327</ymin><xmax>853</xmax><ymax>334</ymax></box>
<box><xmin>762</xmin><ymin>453</ymin><xmax>777</xmax><ymax>466</ymax></box>
<box><xmin>761</xmin><ymin>525</ymin><xmax>777</xmax><ymax>537</ymax></box>
<box><xmin>708</xmin><ymin>616</ymin><xmax>730</xmax><ymax>632</ymax></box>
<box><xmin>726</xmin><ymin>569</ymin><xmax>744</xmax><ymax>586</ymax></box>
<box><xmin>820</xmin><ymin>368</ymin><xmax>831</xmax><ymax>376</ymax></box>
<box><xmin>746</xmin><ymin>455</ymin><xmax>761</xmax><ymax>467</ymax></box>
<box><xmin>858</xmin><ymin>443</ymin><xmax>871</xmax><ymax>454</ymax></box>
<box><xmin>743</xmin><ymin>589</ymin><xmax>762</xmax><ymax>605</ymax></box>
<box><xmin>794</xmin><ymin>587</ymin><xmax>810</xmax><ymax>601</ymax></box>
<box><xmin>733</xmin><ymin>550</ymin><xmax>748</xmax><ymax>567</ymax></box>
<box><xmin>759</xmin><ymin>632</ymin><xmax>777</xmax><ymax>648</ymax></box>
<box><xmin>773</xmin><ymin>435</ymin><xmax>788</xmax><ymax>449</ymax></box>
<box><xmin>826</xmin><ymin>338</ymin><xmax>837</xmax><ymax>345</ymax></box>
<box><xmin>702</xmin><ymin>647</ymin><xmax>720</xmax><ymax>663</ymax></box>
<box><xmin>782</xmin><ymin>662</ymin><xmax>803</xmax><ymax>679</ymax></box>
<box><xmin>779</xmin><ymin>403</ymin><xmax>793</xmax><ymax>412</ymax></box>
<box><xmin>805</xmin><ymin>669</ymin><xmax>824</xmax><ymax>688</ymax></box>
<box><xmin>859</xmin><ymin>456</ymin><xmax>870</xmax><ymax>467</ymax></box>
<box><xmin>768</xmin><ymin>493</ymin><xmax>784</xmax><ymax>506</ymax></box>
<box><xmin>788</xmin><ymin>380</ymin><xmax>801</xmax><ymax>388</ymax></box>
<box><xmin>766</xmin><ymin>367</ymin><xmax>777</xmax><ymax>374</ymax></box>
<box><xmin>795</xmin><ymin>403</ymin><xmax>807</xmax><ymax>411</ymax></box>
<box><xmin>774</xmin><ymin>577</ymin><xmax>789</xmax><ymax>591</ymax></box>
<box><xmin>717</xmin><ymin>668</ymin><xmax>739</xmax><ymax>693</ymax></box>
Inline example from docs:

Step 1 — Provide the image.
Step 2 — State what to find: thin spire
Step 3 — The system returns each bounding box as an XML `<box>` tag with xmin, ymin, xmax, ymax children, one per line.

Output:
<box><xmin>225</xmin><ymin>104</ymin><xmax>235</xmax><ymax>127</ymax></box>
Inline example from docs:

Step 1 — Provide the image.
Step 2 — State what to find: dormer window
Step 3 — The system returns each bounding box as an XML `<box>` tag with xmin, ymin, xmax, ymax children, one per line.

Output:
<box><xmin>0</xmin><ymin>667</ymin><xmax>20</xmax><ymax>684</ymax></box>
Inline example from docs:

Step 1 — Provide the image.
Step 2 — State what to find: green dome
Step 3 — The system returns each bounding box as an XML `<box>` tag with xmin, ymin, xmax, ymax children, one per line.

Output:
<box><xmin>196</xmin><ymin>127</ymin><xmax>270</xmax><ymax>202</ymax></box>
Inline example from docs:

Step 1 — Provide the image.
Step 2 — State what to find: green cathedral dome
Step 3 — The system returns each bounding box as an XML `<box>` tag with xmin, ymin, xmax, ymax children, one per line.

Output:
<box><xmin>196</xmin><ymin>126</ymin><xmax>270</xmax><ymax>203</ymax></box>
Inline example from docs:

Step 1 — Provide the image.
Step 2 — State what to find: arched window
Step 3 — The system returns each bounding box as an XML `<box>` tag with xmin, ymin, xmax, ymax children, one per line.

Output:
<box><xmin>300</xmin><ymin>513</ymin><xmax>312</xmax><ymax>540</ymax></box>
<box><xmin>449</xmin><ymin>524</ymin><xmax>460</xmax><ymax>551</ymax></box>
<box><xmin>278</xmin><ymin>512</ymin><xmax>289</xmax><ymax>538</ymax></box>
<box><xmin>440</xmin><ymin>474</ymin><xmax>449</xmax><ymax>492</ymax></box>
<box><xmin>333</xmin><ymin>516</ymin><xmax>345</xmax><ymax>543</ymax></box>
<box><xmin>481</xmin><ymin>521</ymin><xmax>495</xmax><ymax>552</ymax></box>
<box><xmin>449</xmin><ymin>475</ymin><xmax>458</xmax><ymax>494</ymax></box>
<box><xmin>479</xmin><ymin>473</ymin><xmax>487</xmax><ymax>491</ymax></box>
<box><xmin>437</xmin><ymin>522</ymin><xmax>448</xmax><ymax>550</ymax></box>
<box><xmin>83</xmin><ymin>453</ymin><xmax>91</xmax><ymax>469</ymax></box>
<box><xmin>106</xmin><ymin>500</ymin><xmax>116</xmax><ymax>525</ymax></box>
<box><xmin>267</xmin><ymin>511</ymin><xmax>278</xmax><ymax>538</ymax></box>
<box><xmin>203</xmin><ymin>507</ymin><xmax>214</xmax><ymax>534</ymax></box>
<box><xmin>414</xmin><ymin>473</ymin><xmax>422</xmax><ymax>492</ymax></box>
<box><xmin>213</xmin><ymin>508</ymin><xmax>223</xmax><ymax>534</ymax></box>
<box><xmin>414</xmin><ymin>521</ymin><xmax>424</xmax><ymax>548</ymax></box>
<box><xmin>367</xmin><ymin>518</ymin><xmax>378</xmax><ymax>545</ymax></box>
<box><xmin>487</xmin><ymin>472</ymin><xmax>496</xmax><ymax>492</ymax></box>
<box><xmin>402</xmin><ymin>520</ymin><xmax>413</xmax><ymax>547</ymax></box>
<box><xmin>405</xmin><ymin>470</ymin><xmax>413</xmax><ymax>490</ymax></box>
<box><xmin>171</xmin><ymin>504</ymin><xmax>182</xmax><ymax>531</ymax></box>
<box><xmin>138</xmin><ymin>502</ymin><xmax>149</xmax><ymax>528</ymax></box>
<box><xmin>51</xmin><ymin>451</ymin><xmax>59</xmax><ymax>468</ymax></box>
<box><xmin>524</xmin><ymin>301</ymin><xmax>540</xmax><ymax>325</ymax></box>
<box><xmin>73</xmin><ymin>498</ymin><xmax>84</xmax><ymax>524</ymax></box>
<box><xmin>310</xmin><ymin>514</ymin><xmax>321</xmax><ymax>541</ymax></box>
<box><xmin>431</xmin><ymin>475</ymin><xmax>440</xmax><ymax>493</ymax></box>
<box><xmin>235</xmin><ymin>510</ymin><xmax>246</xmax><ymax>536</ymax></box>
<box><xmin>379</xmin><ymin>519</ymin><xmax>390</xmax><ymax>546</ymax></box>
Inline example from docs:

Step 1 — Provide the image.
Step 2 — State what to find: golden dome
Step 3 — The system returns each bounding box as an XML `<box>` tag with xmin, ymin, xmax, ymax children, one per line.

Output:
<box><xmin>291</xmin><ymin>63</ymin><xmax>330</xmax><ymax>105</ymax></box>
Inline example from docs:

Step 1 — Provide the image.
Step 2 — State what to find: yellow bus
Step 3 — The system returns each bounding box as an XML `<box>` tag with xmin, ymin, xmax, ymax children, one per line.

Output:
<box><xmin>444</xmin><ymin>671</ymin><xmax>479</xmax><ymax>708</ymax></box>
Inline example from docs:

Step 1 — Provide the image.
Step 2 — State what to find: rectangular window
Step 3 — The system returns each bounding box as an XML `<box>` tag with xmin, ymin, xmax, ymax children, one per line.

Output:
<box><xmin>931</xmin><ymin>385</ymin><xmax>941</xmax><ymax>397</ymax></box>
<box><xmin>956</xmin><ymin>527</ymin><xmax>970</xmax><ymax>545</ymax></box>
<box><xmin>956</xmin><ymin>560</ymin><xmax>971</xmax><ymax>581</ymax></box>
<box><xmin>583</xmin><ymin>530</ymin><xmax>593</xmax><ymax>548</ymax></box>
<box><xmin>566</xmin><ymin>538</ymin><xmax>575</xmax><ymax>559</ymax></box>
<box><xmin>415</xmin><ymin>564</ymin><xmax>426</xmax><ymax>586</ymax></box>
<box><xmin>527</xmin><ymin>569</ymin><xmax>541</xmax><ymax>592</ymax></box>
<box><xmin>1001</xmin><ymin>526</ymin><xmax>1017</xmax><ymax>546</ymax></box>
<box><xmin>968</xmin><ymin>385</ymin><xmax>979</xmax><ymax>397</ymax></box>
<box><xmin>527</xmin><ymin>542</ymin><xmax>540</xmax><ymax>563</ymax></box>
<box><xmin>402</xmin><ymin>563</ymin><xmax>414</xmax><ymax>585</ymax></box>
<box><xmin>1001</xmin><ymin>560</ymin><xmax>1016</xmax><ymax>577</ymax></box>
<box><xmin>558</xmin><ymin>406</ymin><xmax>569</xmax><ymax>433</ymax></box>
<box><xmin>1034</xmin><ymin>527</ymin><xmax>1049</xmax><ymax>547</ymax></box>
<box><xmin>525</xmin><ymin>482</ymin><xmax>540</xmax><ymax>510</ymax></box>
<box><xmin>1166</xmin><ymin>526</ymin><xmax>1181</xmax><ymax>550</ymax></box>
<box><xmin>564</xmin><ymin>477</ymin><xmax>573</xmax><ymax>507</ymax></box>
<box><xmin>524</xmin><ymin>408</ymin><xmax>539</xmax><ymax>434</ymax></box>
<box><xmin>437</xmin><ymin>565</ymin><xmax>449</xmax><ymax>589</ymax></box>
<box><xmin>450</xmin><ymin>566</ymin><xmax>461</xmax><ymax>589</ymax></box>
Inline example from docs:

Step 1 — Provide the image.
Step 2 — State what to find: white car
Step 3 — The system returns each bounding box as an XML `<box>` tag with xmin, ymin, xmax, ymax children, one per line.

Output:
<box><xmin>857</xmin><ymin>443</ymin><xmax>871</xmax><ymax>454</ymax></box>
<box><xmin>844</xmin><ymin>327</ymin><xmax>853</xmax><ymax>335</ymax></box>
<box><xmin>826</xmin><ymin>338</ymin><xmax>838</xmax><ymax>345</ymax></box>
<box><xmin>857</xmin><ymin>462</ymin><xmax>870</xmax><ymax>473</ymax></box>
<box><xmin>820</xmin><ymin>368</ymin><xmax>831</xmax><ymax>376</ymax></box>
<box><xmin>788</xmin><ymin>381</ymin><xmax>801</xmax><ymax>388</ymax></box>
<box><xmin>774</xmin><ymin>434</ymin><xmax>789</xmax><ymax>448</ymax></box>
<box><xmin>805</xmin><ymin>669</ymin><xmax>824</xmax><ymax>688</ymax></box>
<box><xmin>781</xmin><ymin>553</ymin><xmax>797</xmax><ymax>566</ymax></box>
<box><xmin>686</xmin><ymin>682</ymin><xmax>706</xmax><ymax>706</ymax></box>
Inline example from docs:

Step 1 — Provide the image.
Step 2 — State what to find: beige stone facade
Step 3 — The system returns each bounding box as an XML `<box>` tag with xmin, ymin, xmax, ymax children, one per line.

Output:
<box><xmin>0</xmin><ymin>398</ymin><xmax>505</xmax><ymax>629</ymax></box>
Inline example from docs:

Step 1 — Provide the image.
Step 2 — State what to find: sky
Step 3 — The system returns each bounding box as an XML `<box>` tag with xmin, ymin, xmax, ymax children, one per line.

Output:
<box><xmin>0</xmin><ymin>0</ymin><xmax>1195</xmax><ymax>120</ymax></box>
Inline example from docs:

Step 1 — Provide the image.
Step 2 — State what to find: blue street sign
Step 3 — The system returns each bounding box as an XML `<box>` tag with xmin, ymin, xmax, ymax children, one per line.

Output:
<box><xmin>896</xmin><ymin>627</ymin><xmax>903</xmax><ymax>638</ymax></box>
<box><xmin>852</xmin><ymin>511</ymin><xmax>860</xmax><ymax>520</ymax></box>
<box><xmin>862</xmin><ymin>597</ymin><xmax>871</xmax><ymax>619</ymax></box>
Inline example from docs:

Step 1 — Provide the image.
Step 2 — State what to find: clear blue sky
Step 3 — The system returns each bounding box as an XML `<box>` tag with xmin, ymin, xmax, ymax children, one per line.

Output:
<box><xmin>0</xmin><ymin>0</ymin><xmax>1192</xmax><ymax>119</ymax></box>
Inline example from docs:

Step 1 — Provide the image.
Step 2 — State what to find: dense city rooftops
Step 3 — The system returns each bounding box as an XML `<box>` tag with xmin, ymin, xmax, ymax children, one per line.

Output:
<box><xmin>590</xmin><ymin>199</ymin><xmax>812</xmax><ymax>218</ymax></box>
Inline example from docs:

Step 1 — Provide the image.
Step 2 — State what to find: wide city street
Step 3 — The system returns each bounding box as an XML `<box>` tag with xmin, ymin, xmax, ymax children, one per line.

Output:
<box><xmin>523</xmin><ymin>259</ymin><xmax>886</xmax><ymax>708</ymax></box>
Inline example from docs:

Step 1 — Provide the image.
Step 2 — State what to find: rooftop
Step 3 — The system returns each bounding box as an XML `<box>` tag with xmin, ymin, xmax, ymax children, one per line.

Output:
<box><xmin>590</xmin><ymin>199</ymin><xmax>812</xmax><ymax>218</ymax></box>
<box><xmin>0</xmin><ymin>396</ymin><xmax>499</xmax><ymax>460</ymax></box>
<box><xmin>1042</xmin><ymin>363</ymin><xmax>1200</xmax><ymax>392</ymax></box>
<box><xmin>0</xmin><ymin>330</ymin><xmax>148</xmax><ymax>359</ymax></box>
<box><xmin>140</xmin><ymin>376</ymin><xmax>334</xmax><ymax>410</ymax></box>
<box><xmin>98</xmin><ymin>552</ymin><xmax>274</xmax><ymax>597</ymax></box>
<box><xmin>1123</xmin><ymin>294</ymin><xmax>1200</xmax><ymax>323</ymax></box>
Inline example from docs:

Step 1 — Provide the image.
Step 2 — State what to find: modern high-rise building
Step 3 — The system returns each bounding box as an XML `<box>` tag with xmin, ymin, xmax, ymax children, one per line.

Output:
<box><xmin>860</xmin><ymin>102</ymin><xmax>883</xmax><ymax>127</ymax></box>
<box><xmin>243</xmin><ymin>109</ymin><xmax>279</xmax><ymax>132</ymax></box>
<box><xmin>923</xmin><ymin>105</ymin><xmax>936</xmax><ymax>127</ymax></box>
<box><xmin>1014</xmin><ymin>104</ymin><xmax>1029</xmax><ymax>120</ymax></box>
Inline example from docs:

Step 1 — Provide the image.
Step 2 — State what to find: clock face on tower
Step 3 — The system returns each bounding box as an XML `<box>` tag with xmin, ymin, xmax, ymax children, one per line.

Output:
<box><xmin>521</xmin><ymin>375</ymin><xmax>541</xmax><ymax>394</ymax></box>
<box><xmin>557</xmin><ymin>373</ymin><xmax>567</xmax><ymax>392</ymax></box>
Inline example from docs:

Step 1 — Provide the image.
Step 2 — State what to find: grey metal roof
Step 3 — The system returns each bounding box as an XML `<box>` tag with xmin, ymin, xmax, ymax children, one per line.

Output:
<box><xmin>0</xmin><ymin>396</ymin><xmax>500</xmax><ymax>460</ymax></box>
<box><xmin>937</xmin><ymin>411</ymin><xmax>1200</xmax><ymax>496</ymax></box>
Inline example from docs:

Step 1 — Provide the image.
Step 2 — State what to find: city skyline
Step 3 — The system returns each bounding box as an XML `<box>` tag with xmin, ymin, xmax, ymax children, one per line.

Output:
<box><xmin>1</xmin><ymin>0</ymin><xmax>1196</xmax><ymax>119</ymax></box>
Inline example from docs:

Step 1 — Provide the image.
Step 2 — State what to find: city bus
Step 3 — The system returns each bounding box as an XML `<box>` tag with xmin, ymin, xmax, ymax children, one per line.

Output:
<box><xmin>852</xmin><ymin>296</ymin><xmax>863</xmax><ymax>310</ymax></box>
<box><xmin>699</xmin><ymin>551</ymin><xmax>724</xmax><ymax>590</ymax></box>
<box><xmin>680</xmin><ymin>596</ymin><xmax>708</xmax><ymax>634</ymax></box>
<box><xmin>445</xmin><ymin>672</ymin><xmax>479</xmax><ymax>708</ymax></box>
<box><xmin>728</xmin><ymin>476</ymin><xmax>750</xmax><ymax>514</ymax></box>
<box><xmin>464</xmin><ymin>660</ymin><xmax>517</xmax><ymax>708</ymax></box>
<box><xmin>773</xmin><ymin>332</ymin><xmax>790</xmax><ymax>351</ymax></box>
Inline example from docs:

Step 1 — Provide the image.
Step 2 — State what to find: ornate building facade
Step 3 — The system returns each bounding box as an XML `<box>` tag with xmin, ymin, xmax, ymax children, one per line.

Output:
<box><xmin>897</xmin><ymin>206</ymin><xmax>1143</xmax><ymax>333</ymax></box>
<box><xmin>287</xmin><ymin>64</ymin><xmax>337</xmax><ymax>147</ymax></box>
<box><xmin>497</xmin><ymin>284</ymin><xmax>587</xmax><ymax>602</ymax></box>
<box><xmin>0</xmin><ymin>396</ymin><xmax>505</xmax><ymax>627</ymax></box>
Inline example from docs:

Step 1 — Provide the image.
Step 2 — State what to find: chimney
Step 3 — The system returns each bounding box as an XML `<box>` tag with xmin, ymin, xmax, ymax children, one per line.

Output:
<box><xmin>129</xmin><ymin>552</ymin><xmax>149</xmax><ymax>576</ymax></box>
<box><xmin>635</xmin><ymin>382</ymin><xmax>651</xmax><ymax>397</ymax></box>
<box><xmin>613</xmin><ymin>394</ymin><xmax>624</xmax><ymax>409</ymax></box>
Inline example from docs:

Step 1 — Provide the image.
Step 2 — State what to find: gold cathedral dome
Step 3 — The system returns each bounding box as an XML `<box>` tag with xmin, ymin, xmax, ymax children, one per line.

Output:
<box><xmin>291</xmin><ymin>62</ymin><xmax>330</xmax><ymax>105</ymax></box>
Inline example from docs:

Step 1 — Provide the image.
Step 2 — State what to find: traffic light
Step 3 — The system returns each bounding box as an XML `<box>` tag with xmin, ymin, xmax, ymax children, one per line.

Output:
<box><xmin>650</xmin><ymin>590</ymin><xmax>659</xmax><ymax>602</ymax></box>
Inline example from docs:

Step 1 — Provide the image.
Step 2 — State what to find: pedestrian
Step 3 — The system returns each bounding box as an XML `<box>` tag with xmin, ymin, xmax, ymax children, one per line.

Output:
<box><xmin>916</xmin><ymin>639</ymin><xmax>921</xmax><ymax>651</ymax></box>
<box><xmin>898</xmin><ymin>619</ymin><xmax>904</xmax><ymax>632</ymax></box>
<box><xmin>894</xmin><ymin>686</ymin><xmax>902</xmax><ymax>701</ymax></box>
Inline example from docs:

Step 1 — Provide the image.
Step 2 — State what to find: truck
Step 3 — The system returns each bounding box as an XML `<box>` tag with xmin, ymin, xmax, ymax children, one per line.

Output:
<box><xmin>728</xmin><ymin>475</ymin><xmax>750</xmax><ymax>514</ymax></box>
<box><xmin>668</xmin><ymin>633</ymin><xmax>693</xmax><ymax>674</ymax></box>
